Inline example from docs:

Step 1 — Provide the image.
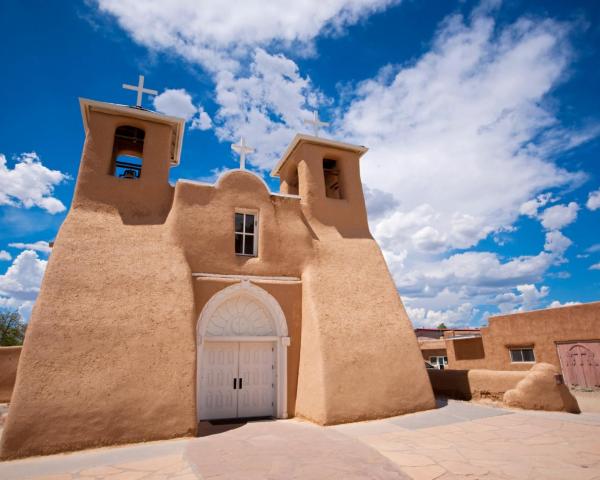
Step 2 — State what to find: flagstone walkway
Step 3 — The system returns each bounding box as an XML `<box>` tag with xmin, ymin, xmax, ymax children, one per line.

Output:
<box><xmin>1</xmin><ymin>399</ymin><xmax>600</xmax><ymax>480</ymax></box>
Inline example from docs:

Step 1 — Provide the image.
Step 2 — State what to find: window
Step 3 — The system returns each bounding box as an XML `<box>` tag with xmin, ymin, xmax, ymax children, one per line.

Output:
<box><xmin>429</xmin><ymin>356</ymin><xmax>448</xmax><ymax>370</ymax></box>
<box><xmin>112</xmin><ymin>126</ymin><xmax>145</xmax><ymax>179</ymax></box>
<box><xmin>509</xmin><ymin>348</ymin><xmax>535</xmax><ymax>363</ymax></box>
<box><xmin>323</xmin><ymin>159</ymin><xmax>342</xmax><ymax>199</ymax></box>
<box><xmin>235</xmin><ymin>212</ymin><xmax>257</xmax><ymax>256</ymax></box>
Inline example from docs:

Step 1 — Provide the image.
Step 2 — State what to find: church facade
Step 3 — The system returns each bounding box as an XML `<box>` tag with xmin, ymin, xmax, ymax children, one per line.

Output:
<box><xmin>0</xmin><ymin>97</ymin><xmax>435</xmax><ymax>459</ymax></box>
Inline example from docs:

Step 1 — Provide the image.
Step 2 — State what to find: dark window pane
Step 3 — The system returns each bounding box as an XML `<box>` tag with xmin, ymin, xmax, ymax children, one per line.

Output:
<box><xmin>235</xmin><ymin>234</ymin><xmax>244</xmax><ymax>254</ymax></box>
<box><xmin>245</xmin><ymin>214</ymin><xmax>255</xmax><ymax>234</ymax></box>
<box><xmin>522</xmin><ymin>349</ymin><xmax>535</xmax><ymax>362</ymax></box>
<box><xmin>244</xmin><ymin>234</ymin><xmax>255</xmax><ymax>255</ymax></box>
<box><xmin>235</xmin><ymin>213</ymin><xmax>244</xmax><ymax>233</ymax></box>
<box><xmin>510</xmin><ymin>349</ymin><xmax>522</xmax><ymax>362</ymax></box>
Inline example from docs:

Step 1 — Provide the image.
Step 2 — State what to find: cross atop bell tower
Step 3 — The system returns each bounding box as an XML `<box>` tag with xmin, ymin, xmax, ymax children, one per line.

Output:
<box><xmin>122</xmin><ymin>75</ymin><xmax>158</xmax><ymax>108</ymax></box>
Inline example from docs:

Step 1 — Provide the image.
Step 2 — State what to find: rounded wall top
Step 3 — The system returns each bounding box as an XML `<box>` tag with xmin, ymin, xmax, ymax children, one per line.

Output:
<box><xmin>216</xmin><ymin>169</ymin><xmax>271</xmax><ymax>195</ymax></box>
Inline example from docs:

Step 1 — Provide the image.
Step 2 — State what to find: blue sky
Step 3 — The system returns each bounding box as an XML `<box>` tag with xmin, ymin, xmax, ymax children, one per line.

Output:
<box><xmin>1</xmin><ymin>0</ymin><xmax>599</xmax><ymax>326</ymax></box>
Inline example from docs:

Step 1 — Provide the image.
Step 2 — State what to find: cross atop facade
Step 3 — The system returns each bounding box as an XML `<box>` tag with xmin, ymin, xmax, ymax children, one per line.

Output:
<box><xmin>122</xmin><ymin>75</ymin><xmax>158</xmax><ymax>108</ymax></box>
<box><xmin>304</xmin><ymin>110</ymin><xmax>329</xmax><ymax>137</ymax></box>
<box><xmin>231</xmin><ymin>137</ymin><xmax>255</xmax><ymax>170</ymax></box>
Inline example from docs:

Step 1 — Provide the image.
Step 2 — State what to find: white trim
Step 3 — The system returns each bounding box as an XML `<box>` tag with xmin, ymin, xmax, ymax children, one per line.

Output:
<box><xmin>192</xmin><ymin>272</ymin><xmax>301</xmax><ymax>283</ymax></box>
<box><xmin>196</xmin><ymin>281</ymin><xmax>289</xmax><ymax>420</ymax></box>
<box><xmin>271</xmin><ymin>193</ymin><xmax>301</xmax><ymax>200</ymax></box>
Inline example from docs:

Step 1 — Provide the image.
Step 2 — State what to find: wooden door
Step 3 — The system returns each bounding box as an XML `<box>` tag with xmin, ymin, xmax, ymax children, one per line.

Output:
<box><xmin>557</xmin><ymin>342</ymin><xmax>600</xmax><ymax>388</ymax></box>
<box><xmin>199</xmin><ymin>342</ymin><xmax>239</xmax><ymax>420</ymax></box>
<box><xmin>237</xmin><ymin>342</ymin><xmax>276</xmax><ymax>418</ymax></box>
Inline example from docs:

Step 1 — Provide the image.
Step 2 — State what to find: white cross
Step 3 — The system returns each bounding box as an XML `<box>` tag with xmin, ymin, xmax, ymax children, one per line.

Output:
<box><xmin>122</xmin><ymin>75</ymin><xmax>158</xmax><ymax>107</ymax></box>
<box><xmin>231</xmin><ymin>137</ymin><xmax>255</xmax><ymax>170</ymax></box>
<box><xmin>304</xmin><ymin>110</ymin><xmax>329</xmax><ymax>137</ymax></box>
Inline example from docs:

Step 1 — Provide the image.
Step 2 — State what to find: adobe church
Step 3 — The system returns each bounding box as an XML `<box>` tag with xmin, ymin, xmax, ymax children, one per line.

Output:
<box><xmin>0</xmin><ymin>79</ymin><xmax>435</xmax><ymax>459</ymax></box>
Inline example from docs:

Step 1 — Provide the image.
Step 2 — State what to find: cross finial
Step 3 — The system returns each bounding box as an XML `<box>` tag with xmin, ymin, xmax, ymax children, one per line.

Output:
<box><xmin>304</xmin><ymin>110</ymin><xmax>329</xmax><ymax>137</ymax></box>
<box><xmin>122</xmin><ymin>75</ymin><xmax>158</xmax><ymax>108</ymax></box>
<box><xmin>231</xmin><ymin>137</ymin><xmax>255</xmax><ymax>170</ymax></box>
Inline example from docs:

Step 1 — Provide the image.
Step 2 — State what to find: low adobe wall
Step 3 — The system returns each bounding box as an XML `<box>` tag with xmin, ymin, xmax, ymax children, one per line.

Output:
<box><xmin>0</xmin><ymin>347</ymin><xmax>22</xmax><ymax>402</ymax></box>
<box><xmin>428</xmin><ymin>364</ymin><xmax>580</xmax><ymax>413</ymax></box>
<box><xmin>428</xmin><ymin>368</ymin><xmax>527</xmax><ymax>401</ymax></box>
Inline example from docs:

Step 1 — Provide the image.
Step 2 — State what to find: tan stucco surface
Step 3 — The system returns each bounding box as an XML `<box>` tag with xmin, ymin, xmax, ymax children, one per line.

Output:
<box><xmin>0</xmin><ymin>103</ymin><xmax>434</xmax><ymax>458</ymax></box>
<box><xmin>504</xmin><ymin>363</ymin><xmax>580</xmax><ymax>413</ymax></box>
<box><xmin>445</xmin><ymin>302</ymin><xmax>600</xmax><ymax>371</ymax></box>
<box><xmin>428</xmin><ymin>368</ymin><xmax>527</xmax><ymax>401</ymax></box>
<box><xmin>0</xmin><ymin>347</ymin><xmax>21</xmax><ymax>402</ymax></box>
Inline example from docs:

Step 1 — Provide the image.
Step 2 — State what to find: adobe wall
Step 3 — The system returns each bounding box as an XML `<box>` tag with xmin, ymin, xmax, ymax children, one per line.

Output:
<box><xmin>0</xmin><ymin>347</ymin><xmax>21</xmax><ymax>402</ymax></box>
<box><xmin>290</xmin><ymin>145</ymin><xmax>436</xmax><ymax>424</ymax></box>
<box><xmin>446</xmin><ymin>302</ymin><xmax>600</xmax><ymax>371</ymax></box>
<box><xmin>428</xmin><ymin>368</ymin><xmax>527</xmax><ymax>401</ymax></box>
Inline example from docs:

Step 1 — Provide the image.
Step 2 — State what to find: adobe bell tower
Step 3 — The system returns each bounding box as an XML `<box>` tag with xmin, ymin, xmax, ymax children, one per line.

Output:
<box><xmin>273</xmin><ymin>134</ymin><xmax>370</xmax><ymax>238</ymax></box>
<box><xmin>74</xmin><ymin>95</ymin><xmax>184</xmax><ymax>223</ymax></box>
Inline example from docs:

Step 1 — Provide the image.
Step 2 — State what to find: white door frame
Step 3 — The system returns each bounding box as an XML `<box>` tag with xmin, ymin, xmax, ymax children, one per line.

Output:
<box><xmin>196</xmin><ymin>281</ymin><xmax>290</xmax><ymax>421</ymax></box>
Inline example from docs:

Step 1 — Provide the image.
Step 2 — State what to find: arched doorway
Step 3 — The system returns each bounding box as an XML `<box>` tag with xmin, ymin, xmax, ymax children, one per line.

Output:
<box><xmin>196</xmin><ymin>281</ymin><xmax>290</xmax><ymax>421</ymax></box>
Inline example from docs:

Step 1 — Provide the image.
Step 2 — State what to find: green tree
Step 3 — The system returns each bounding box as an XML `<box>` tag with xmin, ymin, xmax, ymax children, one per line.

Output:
<box><xmin>436</xmin><ymin>322</ymin><xmax>447</xmax><ymax>330</ymax></box>
<box><xmin>0</xmin><ymin>310</ymin><xmax>27</xmax><ymax>346</ymax></box>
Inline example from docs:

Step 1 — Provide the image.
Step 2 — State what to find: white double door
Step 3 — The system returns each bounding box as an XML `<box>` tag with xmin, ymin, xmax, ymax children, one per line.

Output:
<box><xmin>200</xmin><ymin>341</ymin><xmax>275</xmax><ymax>420</ymax></box>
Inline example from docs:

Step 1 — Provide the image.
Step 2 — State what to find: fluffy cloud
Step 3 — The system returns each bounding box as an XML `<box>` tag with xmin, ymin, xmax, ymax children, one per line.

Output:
<box><xmin>407</xmin><ymin>302</ymin><xmax>478</xmax><ymax>328</ymax></box>
<box><xmin>0</xmin><ymin>250</ymin><xmax>47</xmax><ymax>318</ymax></box>
<box><xmin>494</xmin><ymin>284</ymin><xmax>549</xmax><ymax>313</ymax></box>
<box><xmin>153</xmin><ymin>89</ymin><xmax>212</xmax><ymax>131</ymax></box>
<box><xmin>213</xmin><ymin>48</ymin><xmax>323</xmax><ymax>169</ymax></box>
<box><xmin>8</xmin><ymin>241</ymin><xmax>52</xmax><ymax>254</ymax></box>
<box><xmin>0</xmin><ymin>153</ymin><xmax>68</xmax><ymax>214</ymax></box>
<box><xmin>590</xmin><ymin>262</ymin><xmax>600</xmax><ymax>271</ymax></box>
<box><xmin>587</xmin><ymin>189</ymin><xmax>600</xmax><ymax>211</ymax></box>
<box><xmin>543</xmin><ymin>230</ymin><xmax>572</xmax><ymax>256</ymax></box>
<box><xmin>94</xmin><ymin>0</ymin><xmax>399</xmax><ymax>72</ymax></box>
<box><xmin>0</xmin><ymin>251</ymin><xmax>11</xmax><ymax>261</ymax></box>
<box><xmin>548</xmin><ymin>300</ymin><xmax>580</xmax><ymax>308</ymax></box>
<box><xmin>539</xmin><ymin>202</ymin><xmax>579</xmax><ymax>230</ymax></box>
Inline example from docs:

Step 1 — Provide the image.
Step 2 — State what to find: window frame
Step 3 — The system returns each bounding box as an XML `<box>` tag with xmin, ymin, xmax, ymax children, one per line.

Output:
<box><xmin>509</xmin><ymin>347</ymin><xmax>536</xmax><ymax>363</ymax></box>
<box><xmin>234</xmin><ymin>209</ymin><xmax>259</xmax><ymax>257</ymax></box>
<box><xmin>429</xmin><ymin>356</ymin><xmax>448</xmax><ymax>369</ymax></box>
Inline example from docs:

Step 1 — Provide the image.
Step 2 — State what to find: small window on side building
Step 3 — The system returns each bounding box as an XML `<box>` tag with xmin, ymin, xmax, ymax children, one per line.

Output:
<box><xmin>323</xmin><ymin>159</ymin><xmax>342</xmax><ymax>199</ymax></box>
<box><xmin>509</xmin><ymin>347</ymin><xmax>535</xmax><ymax>363</ymax></box>
<box><xmin>112</xmin><ymin>126</ymin><xmax>145</xmax><ymax>179</ymax></box>
<box><xmin>235</xmin><ymin>212</ymin><xmax>258</xmax><ymax>256</ymax></box>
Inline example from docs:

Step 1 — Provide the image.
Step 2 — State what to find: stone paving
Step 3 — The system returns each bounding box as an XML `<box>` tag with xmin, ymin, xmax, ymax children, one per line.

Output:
<box><xmin>1</xmin><ymin>399</ymin><xmax>600</xmax><ymax>479</ymax></box>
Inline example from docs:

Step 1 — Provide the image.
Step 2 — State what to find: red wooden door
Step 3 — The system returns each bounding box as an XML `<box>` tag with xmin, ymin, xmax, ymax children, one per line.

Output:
<box><xmin>557</xmin><ymin>342</ymin><xmax>600</xmax><ymax>388</ymax></box>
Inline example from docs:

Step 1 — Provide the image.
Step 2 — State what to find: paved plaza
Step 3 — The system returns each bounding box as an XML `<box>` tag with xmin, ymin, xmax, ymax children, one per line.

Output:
<box><xmin>1</xmin><ymin>399</ymin><xmax>600</xmax><ymax>480</ymax></box>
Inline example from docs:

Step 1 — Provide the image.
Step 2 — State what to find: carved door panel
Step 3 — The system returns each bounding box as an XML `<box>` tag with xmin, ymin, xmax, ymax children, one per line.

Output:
<box><xmin>237</xmin><ymin>342</ymin><xmax>275</xmax><ymax>418</ymax></box>
<box><xmin>199</xmin><ymin>342</ymin><xmax>239</xmax><ymax>420</ymax></box>
<box><xmin>557</xmin><ymin>342</ymin><xmax>600</xmax><ymax>388</ymax></box>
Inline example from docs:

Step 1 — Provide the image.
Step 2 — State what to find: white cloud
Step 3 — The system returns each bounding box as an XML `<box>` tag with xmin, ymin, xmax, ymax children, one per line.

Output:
<box><xmin>8</xmin><ymin>241</ymin><xmax>52</xmax><ymax>254</ymax></box>
<box><xmin>494</xmin><ymin>284</ymin><xmax>549</xmax><ymax>313</ymax></box>
<box><xmin>0</xmin><ymin>251</ymin><xmax>11</xmax><ymax>261</ymax></box>
<box><xmin>94</xmin><ymin>0</ymin><xmax>399</xmax><ymax>72</ymax></box>
<box><xmin>590</xmin><ymin>262</ymin><xmax>600</xmax><ymax>271</ymax></box>
<box><xmin>0</xmin><ymin>250</ymin><xmax>47</xmax><ymax>319</ymax></box>
<box><xmin>519</xmin><ymin>193</ymin><xmax>554</xmax><ymax>217</ymax></box>
<box><xmin>539</xmin><ymin>202</ymin><xmax>579</xmax><ymax>230</ymax></box>
<box><xmin>213</xmin><ymin>48</ymin><xmax>323</xmax><ymax>169</ymax></box>
<box><xmin>587</xmin><ymin>244</ymin><xmax>600</xmax><ymax>253</ymax></box>
<box><xmin>153</xmin><ymin>89</ymin><xmax>212</xmax><ymax>130</ymax></box>
<box><xmin>587</xmin><ymin>189</ymin><xmax>600</xmax><ymax>211</ymax></box>
<box><xmin>548</xmin><ymin>300</ymin><xmax>580</xmax><ymax>308</ymax></box>
<box><xmin>406</xmin><ymin>302</ymin><xmax>478</xmax><ymax>328</ymax></box>
<box><xmin>543</xmin><ymin>230</ymin><xmax>572</xmax><ymax>255</ymax></box>
<box><xmin>0</xmin><ymin>153</ymin><xmax>68</xmax><ymax>214</ymax></box>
